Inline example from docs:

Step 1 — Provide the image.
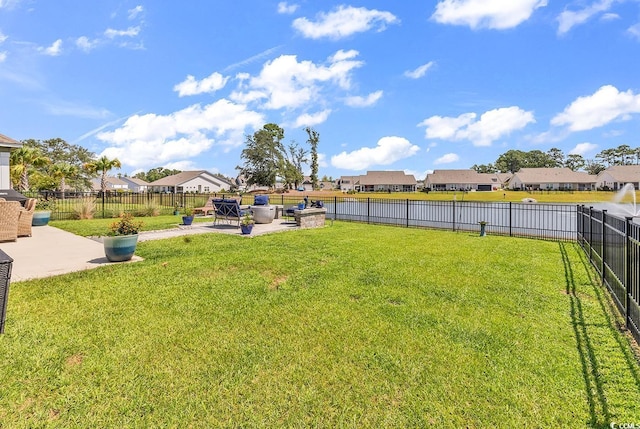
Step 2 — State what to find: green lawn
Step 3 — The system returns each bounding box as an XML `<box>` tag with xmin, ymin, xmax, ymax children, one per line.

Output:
<box><xmin>1</xmin><ymin>222</ymin><xmax>639</xmax><ymax>427</ymax></box>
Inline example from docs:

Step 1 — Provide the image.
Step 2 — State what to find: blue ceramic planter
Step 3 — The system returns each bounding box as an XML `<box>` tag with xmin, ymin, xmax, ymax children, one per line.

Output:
<box><xmin>182</xmin><ymin>216</ymin><xmax>194</xmax><ymax>226</ymax></box>
<box><xmin>32</xmin><ymin>211</ymin><xmax>51</xmax><ymax>226</ymax></box>
<box><xmin>103</xmin><ymin>234</ymin><xmax>139</xmax><ymax>262</ymax></box>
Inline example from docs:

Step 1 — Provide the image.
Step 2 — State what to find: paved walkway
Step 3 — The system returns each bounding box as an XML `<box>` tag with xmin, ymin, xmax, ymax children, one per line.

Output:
<box><xmin>0</xmin><ymin>219</ymin><xmax>298</xmax><ymax>282</ymax></box>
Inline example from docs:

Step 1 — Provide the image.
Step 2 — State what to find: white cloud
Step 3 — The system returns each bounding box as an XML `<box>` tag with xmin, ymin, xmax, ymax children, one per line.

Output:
<box><xmin>434</xmin><ymin>153</ymin><xmax>460</xmax><ymax>164</ymax></box>
<box><xmin>557</xmin><ymin>0</ymin><xmax>615</xmax><ymax>35</ymax></box>
<box><xmin>345</xmin><ymin>90</ymin><xmax>383</xmax><ymax>107</ymax></box>
<box><xmin>174</xmin><ymin>72</ymin><xmax>229</xmax><ymax>97</ymax></box>
<box><xmin>405</xmin><ymin>169</ymin><xmax>430</xmax><ymax>181</ymax></box>
<box><xmin>292</xmin><ymin>5</ymin><xmax>399</xmax><ymax>40</ymax></box>
<box><xmin>419</xmin><ymin>106</ymin><xmax>535</xmax><ymax>146</ymax></box>
<box><xmin>75</xmin><ymin>36</ymin><xmax>100</xmax><ymax>52</ymax></box>
<box><xmin>39</xmin><ymin>39</ymin><xmax>62</xmax><ymax>56</ymax></box>
<box><xmin>0</xmin><ymin>31</ymin><xmax>7</xmax><ymax>44</ymax></box>
<box><xmin>277</xmin><ymin>2</ymin><xmax>298</xmax><ymax>14</ymax></box>
<box><xmin>292</xmin><ymin>109</ymin><xmax>331</xmax><ymax>128</ymax></box>
<box><xmin>432</xmin><ymin>0</ymin><xmax>547</xmax><ymax>30</ymax></box>
<box><xmin>569</xmin><ymin>142</ymin><xmax>598</xmax><ymax>155</ymax></box>
<box><xmin>128</xmin><ymin>5</ymin><xmax>144</xmax><ymax>20</ymax></box>
<box><xmin>97</xmin><ymin>99</ymin><xmax>264</xmax><ymax>169</ymax></box>
<box><xmin>41</xmin><ymin>99</ymin><xmax>110</xmax><ymax>119</ymax></box>
<box><xmin>104</xmin><ymin>26</ymin><xmax>141</xmax><ymax>39</ymax></box>
<box><xmin>551</xmin><ymin>85</ymin><xmax>640</xmax><ymax>131</ymax></box>
<box><xmin>404</xmin><ymin>62</ymin><xmax>435</xmax><ymax>79</ymax></box>
<box><xmin>237</xmin><ymin>50</ymin><xmax>364</xmax><ymax>110</ymax></box>
<box><xmin>331</xmin><ymin>136</ymin><xmax>420</xmax><ymax>170</ymax></box>
<box><xmin>0</xmin><ymin>51</ymin><xmax>6</xmax><ymax>62</ymax></box>
<box><xmin>628</xmin><ymin>23</ymin><xmax>640</xmax><ymax>40</ymax></box>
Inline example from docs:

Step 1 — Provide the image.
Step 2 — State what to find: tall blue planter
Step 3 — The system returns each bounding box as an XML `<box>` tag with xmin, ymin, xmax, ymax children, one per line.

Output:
<box><xmin>103</xmin><ymin>234</ymin><xmax>139</xmax><ymax>262</ymax></box>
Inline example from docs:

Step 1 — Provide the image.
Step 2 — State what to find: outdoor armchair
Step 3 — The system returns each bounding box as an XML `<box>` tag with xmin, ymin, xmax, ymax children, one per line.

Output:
<box><xmin>18</xmin><ymin>198</ymin><xmax>37</xmax><ymax>237</ymax></box>
<box><xmin>0</xmin><ymin>199</ymin><xmax>21</xmax><ymax>242</ymax></box>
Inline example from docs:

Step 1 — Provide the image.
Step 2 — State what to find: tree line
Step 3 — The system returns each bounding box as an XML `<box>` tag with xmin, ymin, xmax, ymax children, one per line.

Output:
<box><xmin>471</xmin><ymin>144</ymin><xmax>640</xmax><ymax>175</ymax></box>
<box><xmin>10</xmin><ymin>138</ymin><xmax>181</xmax><ymax>194</ymax></box>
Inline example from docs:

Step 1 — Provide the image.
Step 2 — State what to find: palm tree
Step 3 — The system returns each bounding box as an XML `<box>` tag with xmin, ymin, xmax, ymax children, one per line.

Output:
<box><xmin>50</xmin><ymin>162</ymin><xmax>79</xmax><ymax>199</ymax></box>
<box><xmin>9</xmin><ymin>146</ymin><xmax>50</xmax><ymax>191</ymax></box>
<box><xmin>83</xmin><ymin>156</ymin><xmax>122</xmax><ymax>193</ymax></box>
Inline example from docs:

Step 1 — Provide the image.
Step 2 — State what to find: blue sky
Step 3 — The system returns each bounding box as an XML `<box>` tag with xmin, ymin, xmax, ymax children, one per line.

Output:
<box><xmin>2</xmin><ymin>1</ymin><xmax>640</xmax><ymax>181</ymax></box>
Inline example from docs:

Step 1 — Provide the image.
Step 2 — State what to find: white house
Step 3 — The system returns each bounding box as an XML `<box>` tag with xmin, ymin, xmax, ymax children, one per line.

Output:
<box><xmin>120</xmin><ymin>177</ymin><xmax>149</xmax><ymax>192</ymax></box>
<box><xmin>596</xmin><ymin>165</ymin><xmax>640</xmax><ymax>190</ymax></box>
<box><xmin>91</xmin><ymin>176</ymin><xmax>129</xmax><ymax>192</ymax></box>
<box><xmin>425</xmin><ymin>170</ymin><xmax>508</xmax><ymax>191</ymax></box>
<box><xmin>508</xmin><ymin>168</ymin><xmax>596</xmax><ymax>191</ymax></box>
<box><xmin>338</xmin><ymin>171</ymin><xmax>417</xmax><ymax>192</ymax></box>
<box><xmin>0</xmin><ymin>133</ymin><xmax>21</xmax><ymax>189</ymax></box>
<box><xmin>148</xmin><ymin>170</ymin><xmax>234</xmax><ymax>193</ymax></box>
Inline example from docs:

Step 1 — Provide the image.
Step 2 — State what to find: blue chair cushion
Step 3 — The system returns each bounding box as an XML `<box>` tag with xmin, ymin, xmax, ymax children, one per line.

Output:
<box><xmin>254</xmin><ymin>195</ymin><xmax>269</xmax><ymax>206</ymax></box>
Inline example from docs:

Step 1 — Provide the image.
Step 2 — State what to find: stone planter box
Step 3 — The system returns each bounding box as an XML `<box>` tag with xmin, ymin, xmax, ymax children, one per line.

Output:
<box><xmin>294</xmin><ymin>208</ymin><xmax>327</xmax><ymax>229</ymax></box>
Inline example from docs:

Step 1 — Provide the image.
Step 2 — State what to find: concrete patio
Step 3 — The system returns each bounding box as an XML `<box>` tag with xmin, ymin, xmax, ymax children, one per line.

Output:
<box><xmin>0</xmin><ymin>218</ymin><xmax>299</xmax><ymax>282</ymax></box>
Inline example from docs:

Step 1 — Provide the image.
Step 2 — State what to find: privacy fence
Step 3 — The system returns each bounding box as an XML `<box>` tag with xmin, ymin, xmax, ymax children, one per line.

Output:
<box><xmin>577</xmin><ymin>206</ymin><xmax>640</xmax><ymax>345</ymax></box>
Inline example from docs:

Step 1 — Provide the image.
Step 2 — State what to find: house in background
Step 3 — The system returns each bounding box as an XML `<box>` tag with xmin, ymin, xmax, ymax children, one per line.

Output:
<box><xmin>120</xmin><ymin>177</ymin><xmax>149</xmax><ymax>192</ymax></box>
<box><xmin>91</xmin><ymin>176</ymin><xmax>129</xmax><ymax>192</ymax></box>
<box><xmin>0</xmin><ymin>133</ymin><xmax>22</xmax><ymax>189</ymax></box>
<box><xmin>338</xmin><ymin>171</ymin><xmax>417</xmax><ymax>192</ymax></box>
<box><xmin>424</xmin><ymin>170</ymin><xmax>508</xmax><ymax>191</ymax></box>
<box><xmin>508</xmin><ymin>168</ymin><xmax>596</xmax><ymax>191</ymax></box>
<box><xmin>596</xmin><ymin>165</ymin><xmax>640</xmax><ymax>190</ymax></box>
<box><xmin>148</xmin><ymin>170</ymin><xmax>234</xmax><ymax>193</ymax></box>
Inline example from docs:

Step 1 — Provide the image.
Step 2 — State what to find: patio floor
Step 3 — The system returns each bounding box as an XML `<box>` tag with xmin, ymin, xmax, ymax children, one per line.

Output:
<box><xmin>0</xmin><ymin>218</ymin><xmax>299</xmax><ymax>281</ymax></box>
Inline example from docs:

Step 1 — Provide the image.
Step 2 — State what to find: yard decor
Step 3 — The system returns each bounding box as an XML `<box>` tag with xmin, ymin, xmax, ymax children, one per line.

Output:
<box><xmin>102</xmin><ymin>213</ymin><xmax>143</xmax><ymax>262</ymax></box>
<box><xmin>182</xmin><ymin>207</ymin><xmax>194</xmax><ymax>226</ymax></box>
<box><xmin>240</xmin><ymin>212</ymin><xmax>254</xmax><ymax>235</ymax></box>
<box><xmin>32</xmin><ymin>197</ymin><xmax>55</xmax><ymax>226</ymax></box>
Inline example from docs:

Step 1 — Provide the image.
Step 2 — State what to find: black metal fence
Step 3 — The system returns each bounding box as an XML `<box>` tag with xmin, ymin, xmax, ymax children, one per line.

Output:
<box><xmin>577</xmin><ymin>205</ymin><xmax>640</xmax><ymax>344</ymax></box>
<box><xmin>39</xmin><ymin>192</ymin><xmax>578</xmax><ymax>241</ymax></box>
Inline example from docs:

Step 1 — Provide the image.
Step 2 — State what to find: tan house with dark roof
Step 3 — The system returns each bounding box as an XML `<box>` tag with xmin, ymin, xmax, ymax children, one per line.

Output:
<box><xmin>508</xmin><ymin>168</ymin><xmax>596</xmax><ymax>191</ymax></box>
<box><xmin>1</xmin><ymin>133</ymin><xmax>22</xmax><ymax>189</ymax></box>
<box><xmin>148</xmin><ymin>170</ymin><xmax>234</xmax><ymax>193</ymax></box>
<box><xmin>338</xmin><ymin>171</ymin><xmax>417</xmax><ymax>192</ymax></box>
<box><xmin>425</xmin><ymin>169</ymin><xmax>508</xmax><ymax>191</ymax></box>
<box><xmin>596</xmin><ymin>165</ymin><xmax>640</xmax><ymax>190</ymax></box>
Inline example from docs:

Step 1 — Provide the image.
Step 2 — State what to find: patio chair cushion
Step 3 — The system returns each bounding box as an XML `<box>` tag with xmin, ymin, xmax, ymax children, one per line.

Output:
<box><xmin>253</xmin><ymin>195</ymin><xmax>269</xmax><ymax>206</ymax></box>
<box><xmin>0</xmin><ymin>200</ymin><xmax>20</xmax><ymax>242</ymax></box>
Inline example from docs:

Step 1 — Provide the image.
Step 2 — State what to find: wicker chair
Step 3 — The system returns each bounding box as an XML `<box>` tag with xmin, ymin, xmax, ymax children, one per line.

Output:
<box><xmin>18</xmin><ymin>198</ymin><xmax>37</xmax><ymax>237</ymax></box>
<box><xmin>0</xmin><ymin>200</ymin><xmax>21</xmax><ymax>242</ymax></box>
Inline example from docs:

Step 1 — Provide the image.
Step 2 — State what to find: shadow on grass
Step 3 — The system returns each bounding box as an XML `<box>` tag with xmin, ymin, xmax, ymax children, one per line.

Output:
<box><xmin>559</xmin><ymin>242</ymin><xmax>640</xmax><ymax>428</ymax></box>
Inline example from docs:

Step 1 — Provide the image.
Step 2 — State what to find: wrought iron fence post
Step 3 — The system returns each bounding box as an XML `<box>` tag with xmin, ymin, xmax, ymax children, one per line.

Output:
<box><xmin>367</xmin><ymin>198</ymin><xmax>370</xmax><ymax>224</ymax></box>
<box><xmin>509</xmin><ymin>201</ymin><xmax>512</xmax><ymax>237</ymax></box>
<box><xmin>601</xmin><ymin>210</ymin><xmax>607</xmax><ymax>283</ymax></box>
<box><xmin>452</xmin><ymin>199</ymin><xmax>456</xmax><ymax>232</ymax></box>
<box><xmin>334</xmin><ymin>196</ymin><xmax>337</xmax><ymax>221</ymax></box>
<box><xmin>625</xmin><ymin>217</ymin><xmax>632</xmax><ymax>332</ymax></box>
<box><xmin>101</xmin><ymin>192</ymin><xmax>105</xmax><ymax>219</ymax></box>
<box><xmin>406</xmin><ymin>199</ymin><xmax>409</xmax><ymax>228</ymax></box>
<box><xmin>589</xmin><ymin>206</ymin><xmax>593</xmax><ymax>263</ymax></box>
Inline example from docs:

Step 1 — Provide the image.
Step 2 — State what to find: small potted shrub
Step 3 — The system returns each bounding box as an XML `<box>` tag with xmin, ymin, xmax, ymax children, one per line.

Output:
<box><xmin>182</xmin><ymin>207</ymin><xmax>194</xmax><ymax>226</ymax></box>
<box><xmin>240</xmin><ymin>212</ymin><xmax>254</xmax><ymax>235</ymax></box>
<box><xmin>103</xmin><ymin>213</ymin><xmax>144</xmax><ymax>262</ymax></box>
<box><xmin>32</xmin><ymin>197</ymin><xmax>56</xmax><ymax>226</ymax></box>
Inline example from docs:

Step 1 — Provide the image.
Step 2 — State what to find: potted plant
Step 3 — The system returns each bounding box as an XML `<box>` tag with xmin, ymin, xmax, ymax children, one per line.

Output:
<box><xmin>182</xmin><ymin>207</ymin><xmax>194</xmax><ymax>226</ymax></box>
<box><xmin>32</xmin><ymin>197</ymin><xmax>56</xmax><ymax>226</ymax></box>
<box><xmin>103</xmin><ymin>213</ymin><xmax>144</xmax><ymax>262</ymax></box>
<box><xmin>240</xmin><ymin>212</ymin><xmax>254</xmax><ymax>235</ymax></box>
<box><xmin>173</xmin><ymin>203</ymin><xmax>180</xmax><ymax>216</ymax></box>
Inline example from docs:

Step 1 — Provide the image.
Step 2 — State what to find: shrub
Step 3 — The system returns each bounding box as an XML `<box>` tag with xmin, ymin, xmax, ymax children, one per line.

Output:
<box><xmin>72</xmin><ymin>197</ymin><xmax>96</xmax><ymax>220</ymax></box>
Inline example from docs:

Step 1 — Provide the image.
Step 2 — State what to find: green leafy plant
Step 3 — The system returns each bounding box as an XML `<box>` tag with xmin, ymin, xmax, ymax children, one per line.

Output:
<box><xmin>108</xmin><ymin>213</ymin><xmax>144</xmax><ymax>236</ymax></box>
<box><xmin>183</xmin><ymin>207</ymin><xmax>194</xmax><ymax>217</ymax></box>
<box><xmin>35</xmin><ymin>196</ymin><xmax>56</xmax><ymax>211</ymax></box>
<box><xmin>240</xmin><ymin>212</ymin><xmax>254</xmax><ymax>226</ymax></box>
